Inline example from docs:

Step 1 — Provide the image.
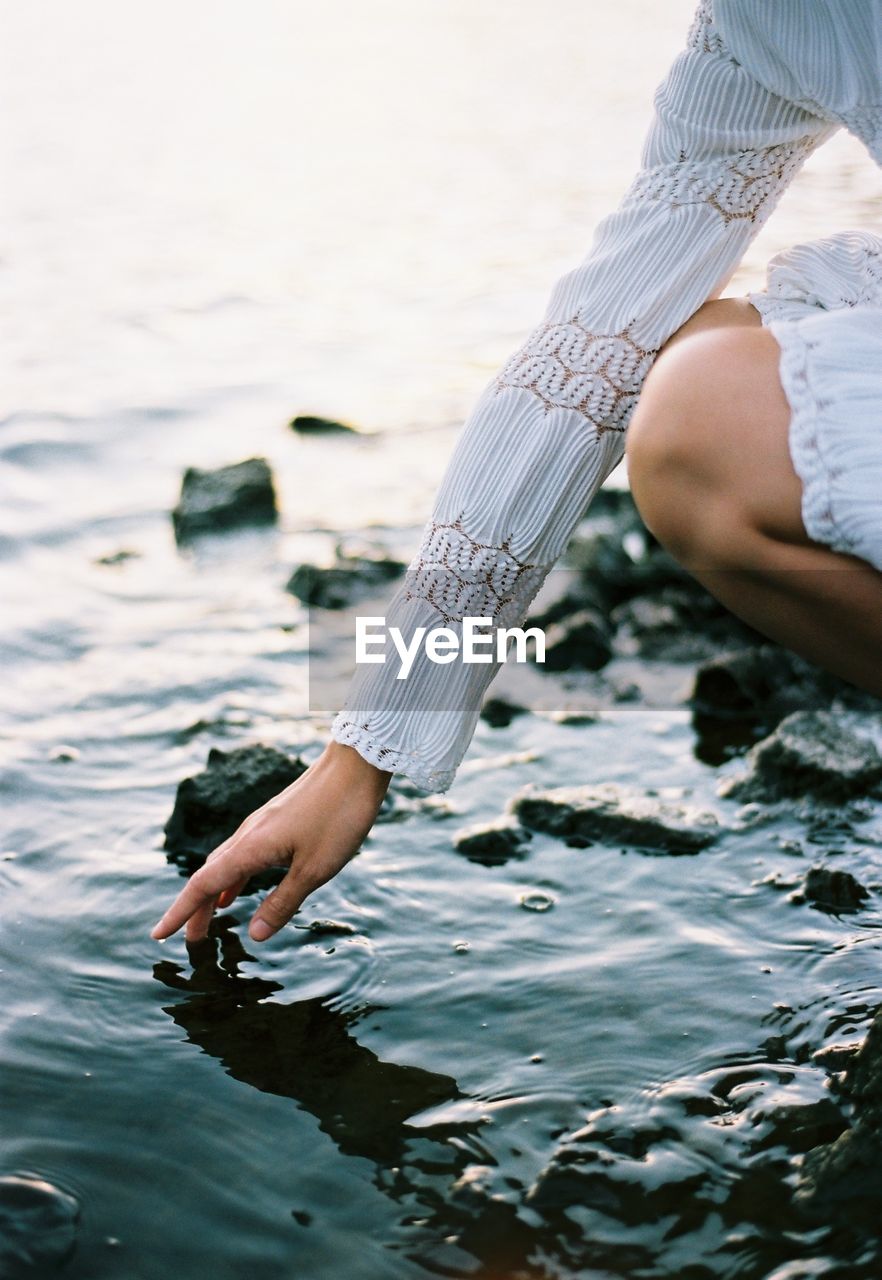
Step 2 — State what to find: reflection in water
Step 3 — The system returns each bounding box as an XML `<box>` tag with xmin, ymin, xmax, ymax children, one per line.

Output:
<box><xmin>153</xmin><ymin>918</ymin><xmax>547</xmax><ymax>1278</ymax></box>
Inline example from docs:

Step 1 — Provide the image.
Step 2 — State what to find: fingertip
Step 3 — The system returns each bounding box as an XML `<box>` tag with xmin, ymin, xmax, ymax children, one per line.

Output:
<box><xmin>249</xmin><ymin>918</ymin><xmax>275</xmax><ymax>942</ymax></box>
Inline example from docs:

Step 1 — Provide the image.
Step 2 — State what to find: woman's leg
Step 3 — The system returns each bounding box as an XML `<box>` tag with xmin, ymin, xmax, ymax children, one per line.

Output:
<box><xmin>625</xmin><ymin>300</ymin><xmax>882</xmax><ymax>698</ymax></box>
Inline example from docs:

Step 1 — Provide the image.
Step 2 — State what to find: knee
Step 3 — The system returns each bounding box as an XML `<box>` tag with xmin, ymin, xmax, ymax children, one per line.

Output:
<box><xmin>626</xmin><ymin>326</ymin><xmax>768</xmax><ymax>561</ymax></box>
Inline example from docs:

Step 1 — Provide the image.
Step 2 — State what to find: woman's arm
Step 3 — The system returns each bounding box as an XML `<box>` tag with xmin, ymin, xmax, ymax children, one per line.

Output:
<box><xmin>153</xmin><ymin>1</ymin><xmax>837</xmax><ymax>943</ymax></box>
<box><xmin>330</xmin><ymin>2</ymin><xmax>838</xmax><ymax>792</ymax></box>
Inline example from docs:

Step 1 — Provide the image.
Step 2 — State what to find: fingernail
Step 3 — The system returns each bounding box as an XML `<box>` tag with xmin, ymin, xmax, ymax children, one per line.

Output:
<box><xmin>250</xmin><ymin>919</ymin><xmax>274</xmax><ymax>941</ymax></box>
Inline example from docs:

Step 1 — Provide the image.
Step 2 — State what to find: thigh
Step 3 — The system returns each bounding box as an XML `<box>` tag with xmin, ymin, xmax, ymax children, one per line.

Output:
<box><xmin>632</xmin><ymin>323</ymin><xmax>812</xmax><ymax>548</ymax></box>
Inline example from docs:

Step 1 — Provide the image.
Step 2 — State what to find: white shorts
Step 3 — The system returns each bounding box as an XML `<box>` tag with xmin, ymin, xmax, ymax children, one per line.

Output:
<box><xmin>747</xmin><ymin>230</ymin><xmax>882</xmax><ymax>572</ymax></box>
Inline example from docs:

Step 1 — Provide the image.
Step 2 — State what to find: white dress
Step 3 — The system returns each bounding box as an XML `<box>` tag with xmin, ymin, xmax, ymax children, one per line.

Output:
<box><xmin>331</xmin><ymin>0</ymin><xmax>882</xmax><ymax>792</ymax></box>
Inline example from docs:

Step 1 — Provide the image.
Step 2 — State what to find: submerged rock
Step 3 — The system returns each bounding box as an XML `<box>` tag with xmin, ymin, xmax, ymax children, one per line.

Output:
<box><xmin>172</xmin><ymin>457</ymin><xmax>278</xmax><ymax>542</ymax></box>
<box><xmin>0</xmin><ymin>1174</ymin><xmax>80</xmax><ymax>1275</ymax></box>
<box><xmin>298</xmin><ymin>919</ymin><xmax>358</xmax><ymax>937</ymax></box>
<box><xmin>164</xmin><ymin>743</ymin><xmax>307</xmax><ymax>865</ymax></box>
<box><xmin>289</xmin><ymin>414</ymin><xmax>357</xmax><ymax>435</ymax></box>
<box><xmin>510</xmin><ymin>782</ymin><xmax>720</xmax><ymax>853</ymax></box>
<box><xmin>453</xmin><ymin>817</ymin><xmax>531</xmax><ymax>866</ymax></box>
<box><xmin>286</xmin><ymin>554</ymin><xmax>405</xmax><ymax>609</ymax></box>
<box><xmin>718</xmin><ymin>710</ymin><xmax>882</xmax><ymax>804</ymax></box>
<box><xmin>798</xmin><ymin>1004</ymin><xmax>882</xmax><ymax>1225</ymax></box>
<box><xmin>794</xmin><ymin>866</ymin><xmax>870</xmax><ymax>914</ymax></box>
<box><xmin>750</xmin><ymin>1098</ymin><xmax>848</xmax><ymax>1155</ymax></box>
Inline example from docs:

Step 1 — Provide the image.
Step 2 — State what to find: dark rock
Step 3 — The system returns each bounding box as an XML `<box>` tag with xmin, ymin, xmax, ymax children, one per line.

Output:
<box><xmin>610</xmin><ymin>593</ymin><xmax>684</xmax><ymax>652</ymax></box>
<box><xmin>750</xmin><ymin>1098</ymin><xmax>848</xmax><ymax>1154</ymax></box>
<box><xmin>286</xmin><ymin>554</ymin><xmax>405</xmax><ymax>609</ymax></box>
<box><xmin>839</xmin><ymin>1007</ymin><xmax>882</xmax><ymax>1110</ymax></box>
<box><xmin>566</xmin><ymin>525</ymin><xmax>644</xmax><ymax>598</ymax></box>
<box><xmin>797</xmin><ymin>866</ymin><xmax>870</xmax><ymax>914</ymax></box>
<box><xmin>289</xmin><ymin>414</ymin><xmax>357</xmax><ymax>435</ymax></box>
<box><xmin>692</xmin><ymin>644</ymin><xmax>880</xmax><ymax>729</ymax></box>
<box><xmin>719</xmin><ymin>710</ymin><xmax>882</xmax><ymax>804</ymax></box>
<box><xmin>541</xmin><ymin>607</ymin><xmax>612</xmax><ymax>672</ymax></box>
<box><xmin>611</xmin><ymin>586</ymin><xmax>756</xmax><ymax>662</ymax></box>
<box><xmin>547</xmin><ymin>708</ymin><xmax>599</xmax><ymax>726</ymax></box>
<box><xmin>172</xmin><ymin>457</ymin><xmax>277</xmax><ymax>542</ymax></box>
<box><xmin>0</xmin><ymin>1174</ymin><xmax>80</xmax><ymax>1275</ymax></box>
<box><xmin>510</xmin><ymin>782</ymin><xmax>720</xmax><ymax>853</ymax></box>
<box><xmin>480</xmin><ymin>697</ymin><xmax>527</xmax><ymax>729</ymax></box>
<box><xmin>813</xmin><ymin>1042</ymin><xmax>862</xmax><ymax>1074</ymax></box>
<box><xmin>528</xmin><ymin>584</ymin><xmax>607</xmax><ymax>630</ymax></box>
<box><xmin>568</xmin><ymin>525</ymin><xmax>698</xmax><ymax>608</ymax></box>
<box><xmin>164</xmin><ymin>743</ymin><xmax>307</xmax><ymax>866</ymax></box>
<box><xmin>798</xmin><ymin>1005</ymin><xmax>882</xmax><ymax>1225</ymax></box>
<box><xmin>453</xmin><ymin>817</ymin><xmax>531</xmax><ymax>866</ymax></box>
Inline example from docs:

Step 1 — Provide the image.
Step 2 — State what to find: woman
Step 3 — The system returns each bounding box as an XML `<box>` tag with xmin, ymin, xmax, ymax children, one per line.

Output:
<box><xmin>152</xmin><ymin>0</ymin><xmax>882</xmax><ymax>946</ymax></box>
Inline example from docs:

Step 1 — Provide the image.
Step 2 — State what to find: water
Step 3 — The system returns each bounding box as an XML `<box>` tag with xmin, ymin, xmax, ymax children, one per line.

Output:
<box><xmin>2</xmin><ymin>1</ymin><xmax>882</xmax><ymax>1276</ymax></box>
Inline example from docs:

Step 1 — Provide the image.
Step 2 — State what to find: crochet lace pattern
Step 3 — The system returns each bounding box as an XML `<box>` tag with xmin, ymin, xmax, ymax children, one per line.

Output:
<box><xmin>331</xmin><ymin>716</ymin><xmax>457</xmax><ymax>792</ymax></box>
<box><xmin>625</xmin><ymin>137</ymin><xmax>820</xmax><ymax>228</ymax></box>
<box><xmin>403</xmin><ymin>517</ymin><xmax>547</xmax><ymax>626</ymax></box>
<box><xmin>685</xmin><ymin>0</ymin><xmax>725</xmax><ymax>55</ymax></box>
<box><xmin>491</xmin><ymin>321</ymin><xmax>656</xmax><ymax>435</ymax></box>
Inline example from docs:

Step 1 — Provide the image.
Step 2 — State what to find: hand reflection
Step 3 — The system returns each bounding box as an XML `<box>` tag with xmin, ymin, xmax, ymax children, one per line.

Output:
<box><xmin>152</xmin><ymin>916</ymin><xmax>543</xmax><ymax>1275</ymax></box>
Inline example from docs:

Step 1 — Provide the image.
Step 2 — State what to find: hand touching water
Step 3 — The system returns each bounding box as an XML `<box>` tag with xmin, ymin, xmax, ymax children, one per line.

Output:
<box><xmin>151</xmin><ymin>742</ymin><xmax>392</xmax><ymax>945</ymax></box>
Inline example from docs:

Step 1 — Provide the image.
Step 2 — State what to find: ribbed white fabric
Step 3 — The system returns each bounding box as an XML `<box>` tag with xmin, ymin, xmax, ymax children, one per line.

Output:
<box><xmin>748</xmin><ymin>231</ymin><xmax>882</xmax><ymax>569</ymax></box>
<box><xmin>332</xmin><ymin>0</ymin><xmax>879</xmax><ymax>793</ymax></box>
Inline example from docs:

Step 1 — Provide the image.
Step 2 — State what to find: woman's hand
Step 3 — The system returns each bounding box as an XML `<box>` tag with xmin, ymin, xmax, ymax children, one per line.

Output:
<box><xmin>150</xmin><ymin>741</ymin><xmax>392</xmax><ymax>945</ymax></box>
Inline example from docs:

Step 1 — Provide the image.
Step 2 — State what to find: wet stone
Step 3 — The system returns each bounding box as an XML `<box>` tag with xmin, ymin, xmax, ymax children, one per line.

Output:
<box><xmin>480</xmin><ymin>697</ymin><xmax>527</xmax><ymax>729</ymax></box>
<box><xmin>750</xmin><ymin>1098</ymin><xmax>848</xmax><ymax>1154</ymax></box>
<box><xmin>453</xmin><ymin>817</ymin><xmax>531</xmax><ymax>866</ymax></box>
<box><xmin>172</xmin><ymin>457</ymin><xmax>278</xmax><ymax>543</ymax></box>
<box><xmin>795</xmin><ymin>866</ymin><xmax>870</xmax><ymax>914</ymax></box>
<box><xmin>288</xmin><ymin>414</ymin><xmax>357</xmax><ymax>435</ymax></box>
<box><xmin>510</xmin><ymin>782</ymin><xmax>720</xmax><ymax>854</ymax></box>
<box><xmin>798</xmin><ymin>1004</ymin><xmax>882</xmax><ymax>1226</ymax></box>
<box><xmin>286</xmin><ymin>554</ymin><xmax>404</xmax><ymax>609</ymax></box>
<box><xmin>611</xmin><ymin>586</ymin><xmax>755</xmax><ymax>663</ymax></box>
<box><xmin>164</xmin><ymin>743</ymin><xmax>307</xmax><ymax>866</ymax></box>
<box><xmin>566</xmin><ymin>518</ymin><xmax>694</xmax><ymax>608</ymax></box>
<box><xmin>540</xmin><ymin>607</ymin><xmax>612</xmax><ymax>673</ymax></box>
<box><xmin>813</xmin><ymin>1042</ymin><xmax>862</xmax><ymax>1074</ymax></box>
<box><xmin>692</xmin><ymin>645</ymin><xmax>879</xmax><ymax>728</ymax></box>
<box><xmin>718</xmin><ymin>710</ymin><xmax>882</xmax><ymax>804</ymax></box>
<box><xmin>0</xmin><ymin>1174</ymin><xmax>80</xmax><ymax>1275</ymax></box>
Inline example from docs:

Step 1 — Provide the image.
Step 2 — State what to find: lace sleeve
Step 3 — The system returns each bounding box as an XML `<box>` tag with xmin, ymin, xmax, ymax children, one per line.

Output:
<box><xmin>331</xmin><ymin>0</ymin><xmax>838</xmax><ymax>793</ymax></box>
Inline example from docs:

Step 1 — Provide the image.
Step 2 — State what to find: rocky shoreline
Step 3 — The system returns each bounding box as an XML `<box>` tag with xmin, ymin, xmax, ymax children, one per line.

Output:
<box><xmin>150</xmin><ymin>457</ymin><xmax>882</xmax><ymax>1270</ymax></box>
